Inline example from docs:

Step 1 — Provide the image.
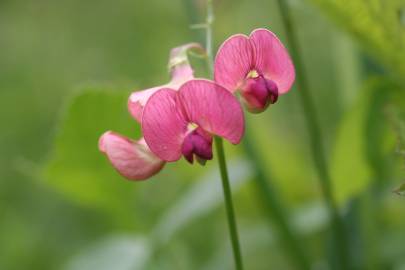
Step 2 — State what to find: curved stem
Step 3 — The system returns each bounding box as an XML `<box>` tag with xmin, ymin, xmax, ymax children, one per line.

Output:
<box><xmin>275</xmin><ymin>0</ymin><xmax>350</xmax><ymax>269</ymax></box>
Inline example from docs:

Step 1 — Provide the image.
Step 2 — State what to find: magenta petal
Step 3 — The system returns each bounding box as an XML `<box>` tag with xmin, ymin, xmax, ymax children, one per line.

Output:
<box><xmin>214</xmin><ymin>34</ymin><xmax>254</xmax><ymax>93</ymax></box>
<box><xmin>99</xmin><ymin>131</ymin><xmax>165</xmax><ymax>181</ymax></box>
<box><xmin>142</xmin><ymin>88</ymin><xmax>188</xmax><ymax>161</ymax></box>
<box><xmin>250</xmin><ymin>28</ymin><xmax>295</xmax><ymax>94</ymax></box>
<box><xmin>178</xmin><ymin>80</ymin><xmax>245</xmax><ymax>144</ymax></box>
<box><xmin>181</xmin><ymin>128</ymin><xmax>213</xmax><ymax>164</ymax></box>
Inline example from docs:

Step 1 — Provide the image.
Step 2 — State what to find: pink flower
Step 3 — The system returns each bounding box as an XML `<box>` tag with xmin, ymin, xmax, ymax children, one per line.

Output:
<box><xmin>99</xmin><ymin>43</ymin><xmax>204</xmax><ymax>181</ymax></box>
<box><xmin>128</xmin><ymin>43</ymin><xmax>205</xmax><ymax>122</ymax></box>
<box><xmin>99</xmin><ymin>80</ymin><xmax>244</xmax><ymax>180</ymax></box>
<box><xmin>214</xmin><ymin>28</ymin><xmax>295</xmax><ymax>113</ymax></box>
<box><xmin>142</xmin><ymin>79</ymin><xmax>244</xmax><ymax>164</ymax></box>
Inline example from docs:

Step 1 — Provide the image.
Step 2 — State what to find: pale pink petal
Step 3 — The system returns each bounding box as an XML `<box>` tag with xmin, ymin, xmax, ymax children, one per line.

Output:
<box><xmin>169</xmin><ymin>63</ymin><xmax>194</xmax><ymax>89</ymax></box>
<box><xmin>128</xmin><ymin>43</ymin><xmax>203</xmax><ymax>123</ymax></box>
<box><xmin>250</xmin><ymin>28</ymin><xmax>295</xmax><ymax>94</ymax></box>
<box><xmin>214</xmin><ymin>34</ymin><xmax>254</xmax><ymax>93</ymax></box>
<box><xmin>178</xmin><ymin>80</ymin><xmax>245</xmax><ymax>144</ymax></box>
<box><xmin>128</xmin><ymin>63</ymin><xmax>194</xmax><ymax>123</ymax></box>
<box><xmin>168</xmin><ymin>42</ymin><xmax>204</xmax><ymax>87</ymax></box>
<box><xmin>99</xmin><ymin>131</ymin><xmax>165</xmax><ymax>180</ymax></box>
<box><xmin>128</xmin><ymin>86</ymin><xmax>163</xmax><ymax>122</ymax></box>
<box><xmin>142</xmin><ymin>88</ymin><xmax>188</xmax><ymax>161</ymax></box>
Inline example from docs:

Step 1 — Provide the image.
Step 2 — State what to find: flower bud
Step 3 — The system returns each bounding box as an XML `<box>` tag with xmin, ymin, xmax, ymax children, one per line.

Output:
<box><xmin>181</xmin><ymin>128</ymin><xmax>213</xmax><ymax>164</ymax></box>
<box><xmin>241</xmin><ymin>76</ymin><xmax>278</xmax><ymax>113</ymax></box>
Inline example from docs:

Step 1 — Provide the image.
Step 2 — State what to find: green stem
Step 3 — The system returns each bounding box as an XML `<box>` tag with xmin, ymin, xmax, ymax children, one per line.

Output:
<box><xmin>204</xmin><ymin>0</ymin><xmax>308</xmax><ymax>267</ymax></box>
<box><xmin>206</xmin><ymin>0</ymin><xmax>214</xmax><ymax>75</ymax></box>
<box><xmin>275</xmin><ymin>1</ymin><xmax>350</xmax><ymax>269</ymax></box>
<box><xmin>215</xmin><ymin>136</ymin><xmax>244</xmax><ymax>270</ymax></box>
<box><xmin>204</xmin><ymin>1</ymin><xmax>244</xmax><ymax>269</ymax></box>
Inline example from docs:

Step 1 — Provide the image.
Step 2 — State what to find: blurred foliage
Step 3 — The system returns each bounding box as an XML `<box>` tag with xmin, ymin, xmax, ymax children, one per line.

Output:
<box><xmin>393</xmin><ymin>182</ymin><xmax>405</xmax><ymax>195</ymax></box>
<box><xmin>43</xmin><ymin>88</ymin><xmax>139</xmax><ymax>217</ymax></box>
<box><xmin>309</xmin><ymin>0</ymin><xmax>405</xmax><ymax>81</ymax></box>
<box><xmin>2</xmin><ymin>0</ymin><xmax>405</xmax><ymax>269</ymax></box>
<box><xmin>330</xmin><ymin>81</ymin><xmax>374</xmax><ymax>204</ymax></box>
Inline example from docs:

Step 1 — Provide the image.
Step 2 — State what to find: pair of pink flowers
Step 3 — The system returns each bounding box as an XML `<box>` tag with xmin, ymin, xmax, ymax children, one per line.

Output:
<box><xmin>99</xmin><ymin>29</ymin><xmax>295</xmax><ymax>180</ymax></box>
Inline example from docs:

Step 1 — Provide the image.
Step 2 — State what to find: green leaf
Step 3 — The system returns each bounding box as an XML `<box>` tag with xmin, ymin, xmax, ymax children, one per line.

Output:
<box><xmin>308</xmin><ymin>0</ymin><xmax>405</xmax><ymax>79</ymax></box>
<box><xmin>330</xmin><ymin>78</ymin><xmax>396</xmax><ymax>204</ymax></box>
<box><xmin>388</xmin><ymin>90</ymin><xmax>405</xmax><ymax>151</ymax></box>
<box><xmin>244</xmin><ymin>112</ymin><xmax>318</xmax><ymax>205</ymax></box>
<box><xmin>42</xmin><ymin>86</ymin><xmax>140</xmax><ymax>216</ymax></box>
<box><xmin>330</xmin><ymin>83</ymin><xmax>371</xmax><ymax>204</ymax></box>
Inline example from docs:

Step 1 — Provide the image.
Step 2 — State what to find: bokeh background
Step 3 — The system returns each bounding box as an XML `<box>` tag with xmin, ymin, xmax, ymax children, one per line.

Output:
<box><xmin>1</xmin><ymin>0</ymin><xmax>405</xmax><ymax>269</ymax></box>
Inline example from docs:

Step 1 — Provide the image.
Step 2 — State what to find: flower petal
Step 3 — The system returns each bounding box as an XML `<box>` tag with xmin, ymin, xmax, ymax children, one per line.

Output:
<box><xmin>142</xmin><ymin>88</ymin><xmax>188</xmax><ymax>161</ymax></box>
<box><xmin>214</xmin><ymin>34</ymin><xmax>254</xmax><ymax>93</ymax></box>
<box><xmin>168</xmin><ymin>42</ymin><xmax>204</xmax><ymax>87</ymax></box>
<box><xmin>99</xmin><ymin>131</ymin><xmax>165</xmax><ymax>180</ymax></box>
<box><xmin>250</xmin><ymin>28</ymin><xmax>295</xmax><ymax>94</ymax></box>
<box><xmin>178</xmin><ymin>80</ymin><xmax>245</xmax><ymax>144</ymax></box>
<box><xmin>128</xmin><ymin>43</ymin><xmax>203</xmax><ymax>123</ymax></box>
<box><xmin>128</xmin><ymin>86</ymin><xmax>163</xmax><ymax>122</ymax></box>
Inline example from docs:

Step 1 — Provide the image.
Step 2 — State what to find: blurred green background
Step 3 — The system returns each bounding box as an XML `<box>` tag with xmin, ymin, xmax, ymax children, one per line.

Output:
<box><xmin>1</xmin><ymin>0</ymin><xmax>405</xmax><ymax>269</ymax></box>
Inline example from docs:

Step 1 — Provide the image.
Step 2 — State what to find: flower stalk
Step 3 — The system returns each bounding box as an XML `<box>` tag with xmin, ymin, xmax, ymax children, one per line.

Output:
<box><xmin>206</xmin><ymin>1</ymin><xmax>244</xmax><ymax>269</ymax></box>
<box><xmin>215</xmin><ymin>136</ymin><xmax>244</xmax><ymax>270</ymax></box>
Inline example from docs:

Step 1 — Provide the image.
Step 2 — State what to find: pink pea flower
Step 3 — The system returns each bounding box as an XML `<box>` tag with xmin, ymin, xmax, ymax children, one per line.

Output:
<box><xmin>142</xmin><ymin>79</ymin><xmax>244</xmax><ymax>164</ymax></box>
<box><xmin>99</xmin><ymin>43</ymin><xmax>204</xmax><ymax>181</ymax></box>
<box><xmin>214</xmin><ymin>28</ymin><xmax>295</xmax><ymax>113</ymax></box>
